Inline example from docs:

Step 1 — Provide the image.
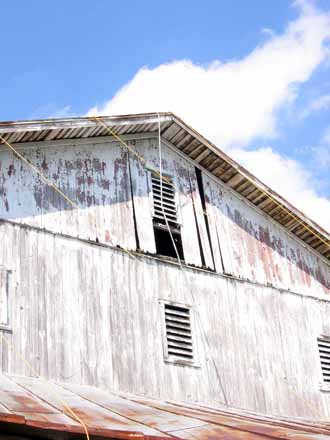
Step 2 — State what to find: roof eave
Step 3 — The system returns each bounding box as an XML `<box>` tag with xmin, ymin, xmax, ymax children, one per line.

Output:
<box><xmin>0</xmin><ymin>111</ymin><xmax>329</xmax><ymax>262</ymax></box>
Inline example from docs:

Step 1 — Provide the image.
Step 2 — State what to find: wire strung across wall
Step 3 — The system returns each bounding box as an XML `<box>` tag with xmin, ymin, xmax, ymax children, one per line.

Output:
<box><xmin>0</xmin><ymin>116</ymin><xmax>328</xmax><ymax>422</ymax></box>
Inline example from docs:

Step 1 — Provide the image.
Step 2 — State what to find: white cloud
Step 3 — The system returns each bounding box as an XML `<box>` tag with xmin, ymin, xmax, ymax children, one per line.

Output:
<box><xmin>88</xmin><ymin>1</ymin><xmax>330</xmax><ymax>232</ymax></box>
<box><xmin>30</xmin><ymin>104</ymin><xmax>75</xmax><ymax>120</ymax></box>
<box><xmin>295</xmin><ymin>125</ymin><xmax>330</xmax><ymax>171</ymax></box>
<box><xmin>229</xmin><ymin>147</ymin><xmax>330</xmax><ymax>231</ymax></box>
<box><xmin>299</xmin><ymin>93</ymin><xmax>330</xmax><ymax>119</ymax></box>
<box><xmin>321</xmin><ymin>125</ymin><xmax>330</xmax><ymax>144</ymax></box>
<box><xmin>49</xmin><ymin>105</ymin><xmax>75</xmax><ymax>119</ymax></box>
<box><xmin>314</xmin><ymin>126</ymin><xmax>330</xmax><ymax>169</ymax></box>
<box><xmin>261</xmin><ymin>27</ymin><xmax>276</xmax><ymax>39</ymax></box>
<box><xmin>89</xmin><ymin>2</ymin><xmax>330</xmax><ymax>149</ymax></box>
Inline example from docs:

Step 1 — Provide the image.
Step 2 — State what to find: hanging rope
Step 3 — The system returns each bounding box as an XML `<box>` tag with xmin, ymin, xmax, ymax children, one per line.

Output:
<box><xmin>157</xmin><ymin>114</ymin><xmax>183</xmax><ymax>267</ymax></box>
<box><xmin>89</xmin><ymin>116</ymin><xmax>330</xmax><ymax>257</ymax></box>
<box><xmin>89</xmin><ymin>116</ymin><xmax>173</xmax><ymax>187</ymax></box>
<box><xmin>156</xmin><ymin>113</ymin><xmax>229</xmax><ymax>406</ymax></box>
<box><xmin>0</xmin><ymin>134</ymin><xmax>137</xmax><ymax>260</ymax></box>
<box><xmin>0</xmin><ymin>134</ymin><xmax>78</xmax><ymax>210</ymax></box>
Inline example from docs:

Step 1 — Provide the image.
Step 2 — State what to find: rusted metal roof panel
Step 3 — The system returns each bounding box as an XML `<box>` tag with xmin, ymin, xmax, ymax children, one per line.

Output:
<box><xmin>8</xmin><ymin>376</ymin><xmax>166</xmax><ymax>437</ymax></box>
<box><xmin>0</xmin><ymin>112</ymin><xmax>329</xmax><ymax>263</ymax></box>
<box><xmin>0</xmin><ymin>374</ymin><xmax>329</xmax><ymax>439</ymax></box>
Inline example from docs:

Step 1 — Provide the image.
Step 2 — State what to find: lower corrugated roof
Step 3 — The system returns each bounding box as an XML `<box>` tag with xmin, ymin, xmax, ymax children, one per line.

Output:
<box><xmin>0</xmin><ymin>374</ymin><xmax>329</xmax><ymax>439</ymax></box>
<box><xmin>0</xmin><ymin>112</ymin><xmax>329</xmax><ymax>263</ymax></box>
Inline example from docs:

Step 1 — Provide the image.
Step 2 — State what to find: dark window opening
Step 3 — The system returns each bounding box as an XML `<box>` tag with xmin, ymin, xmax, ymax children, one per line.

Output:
<box><xmin>151</xmin><ymin>173</ymin><xmax>184</xmax><ymax>261</ymax></box>
<box><xmin>153</xmin><ymin>221</ymin><xmax>184</xmax><ymax>260</ymax></box>
<box><xmin>318</xmin><ymin>337</ymin><xmax>330</xmax><ymax>384</ymax></box>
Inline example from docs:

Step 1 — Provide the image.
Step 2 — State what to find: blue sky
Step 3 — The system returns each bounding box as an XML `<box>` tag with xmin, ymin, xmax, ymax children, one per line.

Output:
<box><xmin>0</xmin><ymin>0</ymin><xmax>299</xmax><ymax>119</ymax></box>
<box><xmin>1</xmin><ymin>0</ymin><xmax>330</xmax><ymax>230</ymax></box>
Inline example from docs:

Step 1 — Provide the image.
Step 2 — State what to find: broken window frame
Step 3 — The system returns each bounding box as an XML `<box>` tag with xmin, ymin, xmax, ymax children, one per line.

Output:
<box><xmin>159</xmin><ymin>299</ymin><xmax>200</xmax><ymax>368</ymax></box>
<box><xmin>148</xmin><ymin>171</ymin><xmax>184</xmax><ymax>261</ymax></box>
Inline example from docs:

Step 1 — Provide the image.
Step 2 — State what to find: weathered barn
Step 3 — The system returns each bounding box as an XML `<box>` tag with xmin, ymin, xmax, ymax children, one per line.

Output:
<box><xmin>0</xmin><ymin>112</ymin><xmax>329</xmax><ymax>439</ymax></box>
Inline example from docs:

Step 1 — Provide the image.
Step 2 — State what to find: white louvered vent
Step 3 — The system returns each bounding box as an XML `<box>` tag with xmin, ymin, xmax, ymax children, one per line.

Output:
<box><xmin>151</xmin><ymin>174</ymin><xmax>177</xmax><ymax>224</ymax></box>
<box><xmin>164</xmin><ymin>303</ymin><xmax>194</xmax><ymax>362</ymax></box>
<box><xmin>318</xmin><ymin>337</ymin><xmax>330</xmax><ymax>383</ymax></box>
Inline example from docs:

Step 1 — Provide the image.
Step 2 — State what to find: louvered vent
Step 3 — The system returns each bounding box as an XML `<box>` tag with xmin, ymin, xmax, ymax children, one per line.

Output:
<box><xmin>151</xmin><ymin>174</ymin><xmax>177</xmax><ymax>224</ymax></box>
<box><xmin>164</xmin><ymin>303</ymin><xmax>194</xmax><ymax>362</ymax></box>
<box><xmin>318</xmin><ymin>337</ymin><xmax>330</xmax><ymax>383</ymax></box>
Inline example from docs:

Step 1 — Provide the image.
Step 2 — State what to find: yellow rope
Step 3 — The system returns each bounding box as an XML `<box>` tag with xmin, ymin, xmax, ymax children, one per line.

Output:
<box><xmin>0</xmin><ymin>135</ymin><xmax>78</xmax><ymax>210</ymax></box>
<box><xmin>89</xmin><ymin>116</ymin><xmax>173</xmax><ymax>187</ymax></box>
<box><xmin>0</xmin><ymin>332</ymin><xmax>90</xmax><ymax>440</ymax></box>
<box><xmin>0</xmin><ymin>134</ymin><xmax>137</xmax><ymax>260</ymax></box>
<box><xmin>2</xmin><ymin>117</ymin><xmax>329</xmax><ymax>256</ymax></box>
<box><xmin>90</xmin><ymin>116</ymin><xmax>147</xmax><ymax>164</ymax></box>
<box><xmin>90</xmin><ymin>116</ymin><xmax>330</xmax><ymax>258</ymax></box>
<box><xmin>89</xmin><ymin>116</ymin><xmax>329</xmax><ymax>416</ymax></box>
<box><xmin>0</xmin><ymin>118</ymin><xmax>326</xmax><ymax>430</ymax></box>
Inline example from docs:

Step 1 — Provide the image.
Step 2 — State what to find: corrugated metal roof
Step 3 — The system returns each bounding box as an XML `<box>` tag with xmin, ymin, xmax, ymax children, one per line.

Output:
<box><xmin>0</xmin><ymin>112</ymin><xmax>329</xmax><ymax>263</ymax></box>
<box><xmin>0</xmin><ymin>374</ymin><xmax>329</xmax><ymax>439</ymax></box>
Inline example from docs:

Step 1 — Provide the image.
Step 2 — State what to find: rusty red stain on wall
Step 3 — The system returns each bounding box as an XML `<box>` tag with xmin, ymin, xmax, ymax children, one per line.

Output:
<box><xmin>225</xmin><ymin>205</ymin><xmax>330</xmax><ymax>295</ymax></box>
<box><xmin>0</xmin><ymin>139</ymin><xmax>329</xmax><ymax>299</ymax></box>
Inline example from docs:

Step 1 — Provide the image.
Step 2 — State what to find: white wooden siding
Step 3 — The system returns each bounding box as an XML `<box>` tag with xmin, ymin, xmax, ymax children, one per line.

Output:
<box><xmin>0</xmin><ymin>142</ymin><xmax>136</xmax><ymax>250</ymax></box>
<box><xmin>0</xmin><ymin>270</ymin><xmax>9</xmax><ymax>327</ymax></box>
<box><xmin>128</xmin><ymin>139</ymin><xmax>210</xmax><ymax>266</ymax></box>
<box><xmin>129</xmin><ymin>153</ymin><xmax>156</xmax><ymax>253</ymax></box>
<box><xmin>0</xmin><ymin>221</ymin><xmax>329</xmax><ymax>420</ymax></box>
<box><xmin>203</xmin><ymin>173</ymin><xmax>330</xmax><ymax>299</ymax></box>
<box><xmin>1</xmin><ymin>136</ymin><xmax>329</xmax><ymax>292</ymax></box>
<box><xmin>0</xmin><ymin>134</ymin><xmax>330</xmax><ymax>422</ymax></box>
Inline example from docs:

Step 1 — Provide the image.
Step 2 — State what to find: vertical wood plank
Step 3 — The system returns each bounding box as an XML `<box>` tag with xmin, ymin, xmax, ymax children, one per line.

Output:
<box><xmin>202</xmin><ymin>173</ymin><xmax>227</xmax><ymax>273</ymax></box>
<box><xmin>128</xmin><ymin>152</ymin><xmax>156</xmax><ymax>254</ymax></box>
<box><xmin>0</xmin><ymin>221</ymin><xmax>329</xmax><ymax>418</ymax></box>
<box><xmin>189</xmin><ymin>169</ymin><xmax>214</xmax><ymax>269</ymax></box>
<box><xmin>130</xmin><ymin>138</ymin><xmax>202</xmax><ymax>266</ymax></box>
<box><xmin>174</xmin><ymin>162</ymin><xmax>202</xmax><ymax>266</ymax></box>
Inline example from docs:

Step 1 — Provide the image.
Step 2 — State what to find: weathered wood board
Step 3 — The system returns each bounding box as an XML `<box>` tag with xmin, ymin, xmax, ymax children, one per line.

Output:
<box><xmin>203</xmin><ymin>172</ymin><xmax>330</xmax><ymax>298</ymax></box>
<box><xmin>1</xmin><ymin>136</ymin><xmax>328</xmax><ymax>291</ymax></box>
<box><xmin>0</xmin><ymin>141</ymin><xmax>136</xmax><ymax>250</ymax></box>
<box><xmin>130</xmin><ymin>138</ymin><xmax>212</xmax><ymax>267</ymax></box>
<box><xmin>0</xmin><ymin>221</ymin><xmax>329</xmax><ymax>420</ymax></box>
